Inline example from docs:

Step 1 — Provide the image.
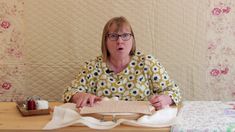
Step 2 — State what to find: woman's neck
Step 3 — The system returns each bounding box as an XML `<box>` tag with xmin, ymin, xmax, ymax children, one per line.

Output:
<box><xmin>108</xmin><ymin>55</ymin><xmax>131</xmax><ymax>73</ymax></box>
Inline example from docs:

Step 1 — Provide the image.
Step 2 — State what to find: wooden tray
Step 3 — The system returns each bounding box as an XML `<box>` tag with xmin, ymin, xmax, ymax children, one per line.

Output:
<box><xmin>16</xmin><ymin>104</ymin><xmax>51</xmax><ymax>116</ymax></box>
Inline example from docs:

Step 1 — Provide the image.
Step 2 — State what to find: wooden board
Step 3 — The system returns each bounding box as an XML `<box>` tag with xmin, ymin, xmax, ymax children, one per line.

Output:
<box><xmin>80</xmin><ymin>101</ymin><xmax>154</xmax><ymax>115</ymax></box>
<box><xmin>81</xmin><ymin>113</ymin><xmax>144</xmax><ymax>121</ymax></box>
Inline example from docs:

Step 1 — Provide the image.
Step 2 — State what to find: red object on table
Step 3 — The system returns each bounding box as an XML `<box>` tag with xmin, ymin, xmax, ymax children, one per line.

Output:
<box><xmin>27</xmin><ymin>99</ymin><xmax>36</xmax><ymax>110</ymax></box>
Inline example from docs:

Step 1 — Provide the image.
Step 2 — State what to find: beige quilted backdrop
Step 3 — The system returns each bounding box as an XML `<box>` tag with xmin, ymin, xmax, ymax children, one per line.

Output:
<box><xmin>3</xmin><ymin>0</ymin><xmax>234</xmax><ymax>101</ymax></box>
<box><xmin>22</xmin><ymin>0</ymin><xmax>208</xmax><ymax>101</ymax></box>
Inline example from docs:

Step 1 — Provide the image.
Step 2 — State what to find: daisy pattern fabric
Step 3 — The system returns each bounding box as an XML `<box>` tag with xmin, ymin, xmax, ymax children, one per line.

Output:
<box><xmin>63</xmin><ymin>51</ymin><xmax>181</xmax><ymax>104</ymax></box>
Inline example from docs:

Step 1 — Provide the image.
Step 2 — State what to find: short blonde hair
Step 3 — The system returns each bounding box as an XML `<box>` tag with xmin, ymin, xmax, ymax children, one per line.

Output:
<box><xmin>101</xmin><ymin>16</ymin><xmax>136</xmax><ymax>62</ymax></box>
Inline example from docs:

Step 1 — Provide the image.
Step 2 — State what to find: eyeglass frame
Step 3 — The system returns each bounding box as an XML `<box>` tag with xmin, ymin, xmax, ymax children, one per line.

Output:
<box><xmin>106</xmin><ymin>33</ymin><xmax>133</xmax><ymax>41</ymax></box>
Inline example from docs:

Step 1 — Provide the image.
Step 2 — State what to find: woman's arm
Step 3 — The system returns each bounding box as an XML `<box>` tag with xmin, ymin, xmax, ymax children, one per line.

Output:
<box><xmin>146</xmin><ymin>55</ymin><xmax>181</xmax><ymax>109</ymax></box>
<box><xmin>63</xmin><ymin>60</ymin><xmax>101</xmax><ymax>108</ymax></box>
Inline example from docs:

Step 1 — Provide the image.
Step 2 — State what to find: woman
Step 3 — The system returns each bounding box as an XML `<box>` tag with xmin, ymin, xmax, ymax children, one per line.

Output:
<box><xmin>63</xmin><ymin>16</ymin><xmax>181</xmax><ymax>110</ymax></box>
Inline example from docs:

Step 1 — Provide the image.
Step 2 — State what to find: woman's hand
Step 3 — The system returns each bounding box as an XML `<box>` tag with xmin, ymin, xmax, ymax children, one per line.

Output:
<box><xmin>71</xmin><ymin>92</ymin><xmax>102</xmax><ymax>108</ymax></box>
<box><xmin>149</xmin><ymin>94</ymin><xmax>173</xmax><ymax>110</ymax></box>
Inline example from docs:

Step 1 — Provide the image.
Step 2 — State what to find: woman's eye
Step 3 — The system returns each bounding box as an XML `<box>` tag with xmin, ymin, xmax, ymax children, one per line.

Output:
<box><xmin>111</xmin><ymin>35</ymin><xmax>117</xmax><ymax>37</ymax></box>
<box><xmin>110</xmin><ymin>34</ymin><xmax>117</xmax><ymax>38</ymax></box>
<box><xmin>122</xmin><ymin>34</ymin><xmax>129</xmax><ymax>37</ymax></box>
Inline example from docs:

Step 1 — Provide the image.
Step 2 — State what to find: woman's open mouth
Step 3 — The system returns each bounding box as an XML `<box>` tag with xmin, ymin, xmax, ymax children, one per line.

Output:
<box><xmin>117</xmin><ymin>47</ymin><xmax>124</xmax><ymax>50</ymax></box>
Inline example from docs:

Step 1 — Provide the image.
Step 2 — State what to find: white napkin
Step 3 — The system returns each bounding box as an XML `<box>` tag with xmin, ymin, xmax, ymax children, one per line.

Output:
<box><xmin>43</xmin><ymin>103</ymin><xmax>178</xmax><ymax>130</ymax></box>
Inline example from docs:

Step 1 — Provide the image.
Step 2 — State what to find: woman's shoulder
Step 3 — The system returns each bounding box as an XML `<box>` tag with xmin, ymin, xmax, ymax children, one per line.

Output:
<box><xmin>134</xmin><ymin>51</ymin><xmax>163</xmax><ymax>68</ymax></box>
<box><xmin>82</xmin><ymin>55</ymin><xmax>103</xmax><ymax>67</ymax></box>
<box><xmin>134</xmin><ymin>51</ymin><xmax>158</xmax><ymax>62</ymax></box>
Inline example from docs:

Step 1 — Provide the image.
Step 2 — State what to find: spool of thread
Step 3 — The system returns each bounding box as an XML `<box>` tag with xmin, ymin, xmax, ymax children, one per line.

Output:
<box><xmin>36</xmin><ymin>100</ymin><xmax>49</xmax><ymax>110</ymax></box>
<box><xmin>27</xmin><ymin>99</ymin><xmax>36</xmax><ymax>110</ymax></box>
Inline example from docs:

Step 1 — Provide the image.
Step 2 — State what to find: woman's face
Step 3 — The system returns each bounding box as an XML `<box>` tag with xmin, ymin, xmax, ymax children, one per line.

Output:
<box><xmin>106</xmin><ymin>24</ymin><xmax>133</xmax><ymax>59</ymax></box>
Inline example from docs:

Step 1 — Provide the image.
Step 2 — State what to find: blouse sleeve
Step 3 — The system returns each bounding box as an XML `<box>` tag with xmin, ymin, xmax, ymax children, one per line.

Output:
<box><xmin>62</xmin><ymin>61</ymin><xmax>95</xmax><ymax>102</ymax></box>
<box><xmin>146</xmin><ymin>55</ymin><xmax>181</xmax><ymax>105</ymax></box>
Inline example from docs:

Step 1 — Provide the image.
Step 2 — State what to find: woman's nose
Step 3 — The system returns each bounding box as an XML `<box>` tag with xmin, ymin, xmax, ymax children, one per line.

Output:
<box><xmin>117</xmin><ymin>36</ymin><xmax>124</xmax><ymax>43</ymax></box>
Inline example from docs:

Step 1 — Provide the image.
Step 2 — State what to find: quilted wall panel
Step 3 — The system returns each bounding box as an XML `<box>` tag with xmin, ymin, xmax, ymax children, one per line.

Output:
<box><xmin>22</xmin><ymin>0</ymin><xmax>211</xmax><ymax>101</ymax></box>
<box><xmin>23</xmin><ymin>0</ymin><xmax>156</xmax><ymax>101</ymax></box>
<box><xmin>1</xmin><ymin>0</ymin><xmax>235</xmax><ymax>101</ymax></box>
<box><xmin>152</xmin><ymin>0</ymin><xmax>208</xmax><ymax>100</ymax></box>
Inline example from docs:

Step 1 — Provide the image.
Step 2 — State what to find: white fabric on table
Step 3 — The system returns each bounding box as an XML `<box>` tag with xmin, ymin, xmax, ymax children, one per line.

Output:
<box><xmin>43</xmin><ymin>103</ymin><xmax>178</xmax><ymax>130</ymax></box>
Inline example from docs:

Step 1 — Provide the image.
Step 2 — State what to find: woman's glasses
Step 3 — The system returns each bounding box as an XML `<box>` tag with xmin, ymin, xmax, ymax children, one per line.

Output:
<box><xmin>107</xmin><ymin>33</ymin><xmax>132</xmax><ymax>41</ymax></box>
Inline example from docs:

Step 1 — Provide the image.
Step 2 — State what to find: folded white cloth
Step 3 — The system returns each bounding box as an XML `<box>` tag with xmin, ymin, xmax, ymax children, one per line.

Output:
<box><xmin>36</xmin><ymin>100</ymin><xmax>49</xmax><ymax>110</ymax></box>
<box><xmin>43</xmin><ymin>103</ymin><xmax>178</xmax><ymax>130</ymax></box>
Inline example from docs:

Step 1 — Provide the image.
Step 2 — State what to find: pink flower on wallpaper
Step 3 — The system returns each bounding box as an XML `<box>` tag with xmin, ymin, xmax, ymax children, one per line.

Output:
<box><xmin>15</xmin><ymin>51</ymin><xmax>23</xmax><ymax>58</ymax></box>
<box><xmin>221</xmin><ymin>67</ymin><xmax>229</xmax><ymax>75</ymax></box>
<box><xmin>7</xmin><ymin>48</ymin><xmax>15</xmax><ymax>54</ymax></box>
<box><xmin>232</xmin><ymin>93</ymin><xmax>235</xmax><ymax>101</ymax></box>
<box><xmin>1</xmin><ymin>20</ymin><xmax>11</xmax><ymax>29</ymax></box>
<box><xmin>211</xmin><ymin>6</ymin><xmax>231</xmax><ymax>16</ymax></box>
<box><xmin>208</xmin><ymin>43</ymin><xmax>217</xmax><ymax>50</ymax></box>
<box><xmin>212</xmin><ymin>8</ymin><xmax>222</xmax><ymax>16</ymax></box>
<box><xmin>222</xmin><ymin>6</ymin><xmax>231</xmax><ymax>14</ymax></box>
<box><xmin>2</xmin><ymin>82</ymin><xmax>12</xmax><ymax>90</ymax></box>
<box><xmin>7</xmin><ymin>48</ymin><xmax>23</xmax><ymax>58</ymax></box>
<box><xmin>210</xmin><ymin>69</ymin><xmax>220</xmax><ymax>76</ymax></box>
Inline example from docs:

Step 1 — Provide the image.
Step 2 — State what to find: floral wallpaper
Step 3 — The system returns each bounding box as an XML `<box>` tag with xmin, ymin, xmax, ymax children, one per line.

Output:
<box><xmin>207</xmin><ymin>0</ymin><xmax>235</xmax><ymax>100</ymax></box>
<box><xmin>0</xmin><ymin>0</ymin><xmax>24</xmax><ymax>101</ymax></box>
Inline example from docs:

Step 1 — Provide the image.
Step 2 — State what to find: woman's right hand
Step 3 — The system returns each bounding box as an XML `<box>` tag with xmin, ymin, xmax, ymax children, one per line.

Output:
<box><xmin>71</xmin><ymin>92</ymin><xmax>102</xmax><ymax>108</ymax></box>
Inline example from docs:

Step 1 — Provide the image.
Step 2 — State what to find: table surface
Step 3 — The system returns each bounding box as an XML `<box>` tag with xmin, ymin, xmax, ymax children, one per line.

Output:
<box><xmin>0</xmin><ymin>102</ymin><xmax>170</xmax><ymax>132</ymax></box>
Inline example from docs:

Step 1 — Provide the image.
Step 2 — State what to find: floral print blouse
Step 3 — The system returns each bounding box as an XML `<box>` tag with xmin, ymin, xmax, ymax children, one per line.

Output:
<box><xmin>63</xmin><ymin>51</ymin><xmax>181</xmax><ymax>105</ymax></box>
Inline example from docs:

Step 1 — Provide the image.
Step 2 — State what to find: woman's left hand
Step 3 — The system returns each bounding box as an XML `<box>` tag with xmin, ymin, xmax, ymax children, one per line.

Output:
<box><xmin>149</xmin><ymin>94</ymin><xmax>173</xmax><ymax>110</ymax></box>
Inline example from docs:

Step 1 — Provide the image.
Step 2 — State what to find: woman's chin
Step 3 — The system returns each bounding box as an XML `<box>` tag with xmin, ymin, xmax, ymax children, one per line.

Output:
<box><xmin>115</xmin><ymin>51</ymin><xmax>129</xmax><ymax>57</ymax></box>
